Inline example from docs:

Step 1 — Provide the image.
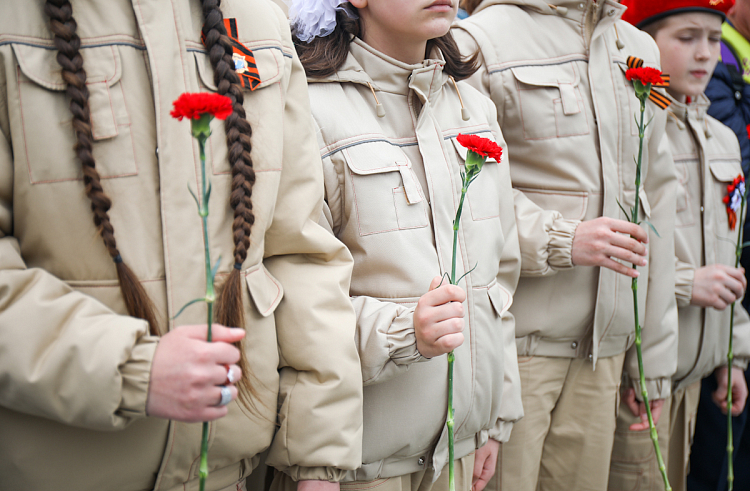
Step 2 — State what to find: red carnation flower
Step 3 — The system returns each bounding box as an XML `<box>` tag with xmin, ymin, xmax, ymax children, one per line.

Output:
<box><xmin>170</xmin><ymin>92</ymin><xmax>233</xmax><ymax>121</ymax></box>
<box><xmin>626</xmin><ymin>67</ymin><xmax>663</xmax><ymax>86</ymax></box>
<box><xmin>456</xmin><ymin>133</ymin><xmax>504</xmax><ymax>162</ymax></box>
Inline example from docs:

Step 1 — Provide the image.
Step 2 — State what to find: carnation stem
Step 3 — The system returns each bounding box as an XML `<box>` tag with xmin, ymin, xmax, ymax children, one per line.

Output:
<box><xmin>197</xmin><ymin>135</ymin><xmax>215</xmax><ymax>491</ymax></box>
<box><xmin>727</xmin><ymin>189</ymin><xmax>745</xmax><ymax>491</ymax></box>
<box><xmin>632</xmin><ymin>95</ymin><xmax>670</xmax><ymax>491</ymax></box>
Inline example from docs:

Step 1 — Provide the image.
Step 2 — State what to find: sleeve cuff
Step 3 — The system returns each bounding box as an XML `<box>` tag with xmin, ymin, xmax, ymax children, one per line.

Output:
<box><xmin>488</xmin><ymin>420</ymin><xmax>514</xmax><ymax>443</ymax></box>
<box><xmin>281</xmin><ymin>466</ymin><xmax>348</xmax><ymax>483</ymax></box>
<box><xmin>118</xmin><ymin>333</ymin><xmax>159</xmax><ymax>418</ymax></box>
<box><xmin>548</xmin><ymin>219</ymin><xmax>580</xmax><ymax>270</ymax></box>
<box><xmin>629</xmin><ymin>376</ymin><xmax>672</xmax><ymax>401</ymax></box>
<box><xmin>733</xmin><ymin>358</ymin><xmax>750</xmax><ymax>370</ymax></box>
<box><xmin>674</xmin><ymin>264</ymin><xmax>695</xmax><ymax>308</ymax></box>
<box><xmin>388</xmin><ymin>307</ymin><xmax>429</xmax><ymax>365</ymax></box>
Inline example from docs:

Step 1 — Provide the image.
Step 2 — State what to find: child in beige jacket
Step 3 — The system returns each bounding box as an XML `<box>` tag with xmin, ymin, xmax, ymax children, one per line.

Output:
<box><xmin>610</xmin><ymin>2</ymin><xmax>750</xmax><ymax>490</ymax></box>
<box><xmin>272</xmin><ymin>2</ymin><xmax>524</xmax><ymax>491</ymax></box>
<box><xmin>454</xmin><ymin>1</ymin><xmax>679</xmax><ymax>489</ymax></box>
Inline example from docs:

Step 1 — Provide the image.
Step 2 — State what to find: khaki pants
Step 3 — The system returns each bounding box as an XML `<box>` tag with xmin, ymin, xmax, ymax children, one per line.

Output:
<box><xmin>489</xmin><ymin>354</ymin><xmax>626</xmax><ymax>491</ymax></box>
<box><xmin>608</xmin><ymin>380</ymin><xmax>701</xmax><ymax>491</ymax></box>
<box><xmin>270</xmin><ymin>455</ymin><xmax>474</xmax><ymax>491</ymax></box>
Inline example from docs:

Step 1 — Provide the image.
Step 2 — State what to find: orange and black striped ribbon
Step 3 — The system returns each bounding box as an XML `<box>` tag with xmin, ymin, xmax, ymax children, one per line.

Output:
<box><xmin>626</xmin><ymin>56</ymin><xmax>671</xmax><ymax>109</ymax></box>
<box><xmin>202</xmin><ymin>18</ymin><xmax>261</xmax><ymax>91</ymax></box>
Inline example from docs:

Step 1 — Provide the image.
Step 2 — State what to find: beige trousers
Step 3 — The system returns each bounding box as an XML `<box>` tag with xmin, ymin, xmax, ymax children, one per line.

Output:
<box><xmin>608</xmin><ymin>380</ymin><xmax>701</xmax><ymax>491</ymax></box>
<box><xmin>270</xmin><ymin>455</ymin><xmax>475</xmax><ymax>491</ymax></box>
<box><xmin>489</xmin><ymin>354</ymin><xmax>626</xmax><ymax>491</ymax></box>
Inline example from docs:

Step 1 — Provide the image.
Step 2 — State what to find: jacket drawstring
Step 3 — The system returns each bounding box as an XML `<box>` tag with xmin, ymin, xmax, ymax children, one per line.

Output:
<box><xmin>449</xmin><ymin>76</ymin><xmax>471</xmax><ymax>121</ymax></box>
<box><xmin>368</xmin><ymin>82</ymin><xmax>386</xmax><ymax>117</ymax></box>
<box><xmin>548</xmin><ymin>4</ymin><xmax>568</xmax><ymax>16</ymax></box>
<box><xmin>614</xmin><ymin>24</ymin><xmax>625</xmax><ymax>50</ymax></box>
<box><xmin>667</xmin><ymin>111</ymin><xmax>686</xmax><ymax>130</ymax></box>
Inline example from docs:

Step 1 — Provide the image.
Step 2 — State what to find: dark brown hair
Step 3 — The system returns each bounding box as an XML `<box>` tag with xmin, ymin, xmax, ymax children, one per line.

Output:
<box><xmin>45</xmin><ymin>0</ymin><xmax>261</xmax><ymax>413</ymax></box>
<box><xmin>461</xmin><ymin>0</ymin><xmax>483</xmax><ymax>15</ymax></box>
<box><xmin>294</xmin><ymin>4</ymin><xmax>479</xmax><ymax>80</ymax></box>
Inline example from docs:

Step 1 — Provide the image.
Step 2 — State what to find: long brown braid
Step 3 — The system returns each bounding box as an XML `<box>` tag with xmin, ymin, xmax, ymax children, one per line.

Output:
<box><xmin>202</xmin><ymin>0</ymin><xmax>260</xmax><ymax>413</ymax></box>
<box><xmin>44</xmin><ymin>0</ymin><xmax>159</xmax><ymax>336</ymax></box>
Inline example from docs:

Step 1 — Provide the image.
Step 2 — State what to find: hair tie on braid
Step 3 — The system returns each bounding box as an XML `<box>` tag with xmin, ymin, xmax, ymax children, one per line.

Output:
<box><xmin>234</xmin><ymin>263</ymin><xmax>243</xmax><ymax>270</ymax></box>
<box><xmin>45</xmin><ymin>0</ymin><xmax>159</xmax><ymax>336</ymax></box>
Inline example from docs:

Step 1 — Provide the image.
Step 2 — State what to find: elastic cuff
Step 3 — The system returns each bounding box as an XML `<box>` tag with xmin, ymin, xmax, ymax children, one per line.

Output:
<box><xmin>629</xmin><ymin>376</ymin><xmax>672</xmax><ymax>401</ymax></box>
<box><xmin>118</xmin><ymin>332</ymin><xmax>160</xmax><ymax>417</ymax></box>
<box><xmin>488</xmin><ymin>420</ymin><xmax>514</xmax><ymax>443</ymax></box>
<box><xmin>388</xmin><ymin>308</ymin><xmax>429</xmax><ymax>365</ymax></box>
<box><xmin>548</xmin><ymin>219</ymin><xmax>580</xmax><ymax>270</ymax></box>
<box><xmin>674</xmin><ymin>266</ymin><xmax>695</xmax><ymax>308</ymax></box>
<box><xmin>281</xmin><ymin>466</ymin><xmax>347</xmax><ymax>482</ymax></box>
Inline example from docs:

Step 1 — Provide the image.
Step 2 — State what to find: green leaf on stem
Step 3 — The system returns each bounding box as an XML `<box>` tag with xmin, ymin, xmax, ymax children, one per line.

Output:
<box><xmin>172</xmin><ymin>297</ymin><xmax>208</xmax><ymax>320</ymax></box>
<box><xmin>188</xmin><ymin>184</ymin><xmax>200</xmax><ymax>210</ymax></box>
<box><xmin>616</xmin><ymin>199</ymin><xmax>633</xmax><ymax>223</ymax></box>
<box><xmin>211</xmin><ymin>257</ymin><xmax>222</xmax><ymax>281</ymax></box>
<box><xmin>640</xmin><ymin>220</ymin><xmax>661</xmax><ymax>238</ymax></box>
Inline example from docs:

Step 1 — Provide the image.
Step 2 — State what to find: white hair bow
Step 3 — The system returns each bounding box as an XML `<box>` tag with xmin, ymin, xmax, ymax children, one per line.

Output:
<box><xmin>285</xmin><ymin>0</ymin><xmax>352</xmax><ymax>42</ymax></box>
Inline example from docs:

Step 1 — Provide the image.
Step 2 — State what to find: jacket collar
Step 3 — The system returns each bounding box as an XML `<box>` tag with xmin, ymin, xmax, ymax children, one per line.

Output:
<box><xmin>473</xmin><ymin>0</ymin><xmax>610</xmax><ymax>22</ymax></box>
<box><xmin>313</xmin><ymin>36</ymin><xmax>449</xmax><ymax>102</ymax></box>
<box><xmin>667</xmin><ymin>93</ymin><xmax>710</xmax><ymax>126</ymax></box>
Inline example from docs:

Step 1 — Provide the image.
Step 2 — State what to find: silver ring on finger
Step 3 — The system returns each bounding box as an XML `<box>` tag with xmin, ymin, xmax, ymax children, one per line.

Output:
<box><xmin>217</xmin><ymin>385</ymin><xmax>232</xmax><ymax>407</ymax></box>
<box><xmin>225</xmin><ymin>364</ymin><xmax>236</xmax><ymax>384</ymax></box>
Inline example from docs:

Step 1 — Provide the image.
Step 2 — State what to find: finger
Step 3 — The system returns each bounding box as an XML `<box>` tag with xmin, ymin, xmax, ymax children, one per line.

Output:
<box><xmin>422</xmin><ymin>284</ymin><xmax>467</xmax><ymax>307</ymax></box>
<box><xmin>651</xmin><ymin>401</ymin><xmax>663</xmax><ymax>425</ymax></box>
<box><xmin>472</xmin><ymin>450</ymin><xmax>486</xmax><ymax>484</ymax></box>
<box><xmin>609</xmin><ymin>219</ymin><xmax>649</xmax><ymax>243</ymax></box>
<box><xmin>434</xmin><ymin>332</ymin><xmax>465</xmax><ymax>353</ymax></box>
<box><xmin>429</xmin><ymin>276</ymin><xmax>443</xmax><ymax>292</ymax></box>
<box><xmin>623</xmin><ymin>388</ymin><xmax>640</xmax><ymax>417</ymax></box>
<box><xmin>608</xmin><ymin>233</ymin><xmax>648</xmax><ymax>258</ymax></box>
<box><xmin>600</xmin><ymin>258</ymin><xmax>640</xmax><ymax>278</ymax></box>
<box><xmin>629</xmin><ymin>410</ymin><xmax>650</xmax><ymax>432</ymax></box>
<box><xmin>208</xmin><ymin>384</ymin><xmax>238</xmax><ymax>407</ymax></box>
<box><xmin>716</xmin><ymin>287</ymin><xmax>737</xmax><ymax>307</ymax></box>
<box><xmin>605</xmin><ymin>244</ymin><xmax>648</xmax><ymax>267</ymax></box>
<box><xmin>208</xmin><ymin>364</ymin><xmax>242</xmax><ymax>386</ymax></box>
<box><xmin>724</xmin><ymin>276</ymin><xmax>745</xmax><ymax>299</ymax></box>
<box><xmin>420</xmin><ymin>301</ymin><xmax>465</xmax><ymax>327</ymax></box>
<box><xmin>210</xmin><ymin>325</ymin><xmax>247</xmax><ymax>343</ymax></box>
<box><xmin>201</xmin><ymin>341</ymin><xmax>242</xmax><ymax>365</ymax></box>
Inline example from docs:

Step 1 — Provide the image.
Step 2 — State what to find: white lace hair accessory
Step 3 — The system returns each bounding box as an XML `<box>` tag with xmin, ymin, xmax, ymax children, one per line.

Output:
<box><xmin>285</xmin><ymin>0</ymin><xmax>352</xmax><ymax>42</ymax></box>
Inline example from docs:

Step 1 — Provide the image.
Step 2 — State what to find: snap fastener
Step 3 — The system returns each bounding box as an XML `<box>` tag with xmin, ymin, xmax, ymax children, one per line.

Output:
<box><xmin>578</xmin><ymin>3</ymin><xmax>585</xmax><ymax>9</ymax></box>
<box><xmin>736</xmin><ymin>91</ymin><xmax>743</xmax><ymax>101</ymax></box>
<box><xmin>700</xmin><ymin>206</ymin><xmax>705</xmax><ymax>213</ymax></box>
<box><xmin>418</xmin><ymin>456</ymin><xmax>426</xmax><ymax>466</ymax></box>
<box><xmin>571</xmin><ymin>341</ymin><xmax>578</xmax><ymax>349</ymax></box>
<box><xmin>608</xmin><ymin>9</ymin><xmax>615</xmax><ymax>16</ymax></box>
<box><xmin>155</xmin><ymin>146</ymin><xmax>159</xmax><ymax>157</ymax></box>
<box><xmin>588</xmin><ymin>353</ymin><xmax>593</xmax><ymax>361</ymax></box>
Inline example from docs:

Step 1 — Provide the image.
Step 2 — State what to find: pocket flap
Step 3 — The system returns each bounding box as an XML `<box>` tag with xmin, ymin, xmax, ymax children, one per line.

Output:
<box><xmin>451</xmin><ymin>133</ymin><xmax>501</xmax><ymax>164</ymax></box>
<box><xmin>487</xmin><ymin>282</ymin><xmax>513</xmax><ymax>316</ymax></box>
<box><xmin>639</xmin><ymin>191</ymin><xmax>652</xmax><ymax>218</ymax></box>
<box><xmin>709</xmin><ymin>159</ymin><xmax>743</xmax><ymax>182</ymax></box>
<box><xmin>194</xmin><ymin>45</ymin><xmax>284</xmax><ymax>92</ymax></box>
<box><xmin>343</xmin><ymin>142</ymin><xmax>424</xmax><ymax>204</ymax></box>
<box><xmin>245</xmin><ymin>263</ymin><xmax>284</xmax><ymax>317</ymax></box>
<box><xmin>13</xmin><ymin>44</ymin><xmax>122</xmax><ymax>90</ymax></box>
<box><xmin>511</xmin><ymin>63</ymin><xmax>579</xmax><ymax>89</ymax></box>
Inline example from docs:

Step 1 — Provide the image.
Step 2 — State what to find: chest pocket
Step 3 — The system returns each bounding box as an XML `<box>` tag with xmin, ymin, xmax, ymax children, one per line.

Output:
<box><xmin>342</xmin><ymin>141</ymin><xmax>429</xmax><ymax>236</ymax></box>
<box><xmin>13</xmin><ymin>44</ymin><xmax>137</xmax><ymax>183</ymax></box>
<box><xmin>451</xmin><ymin>135</ymin><xmax>504</xmax><ymax>221</ymax></box>
<box><xmin>511</xmin><ymin>63</ymin><xmax>590</xmax><ymax>141</ymax></box>
<box><xmin>710</xmin><ymin>158</ymin><xmax>744</xmax><ymax>234</ymax></box>
<box><xmin>193</xmin><ymin>46</ymin><xmax>285</xmax><ymax>175</ymax></box>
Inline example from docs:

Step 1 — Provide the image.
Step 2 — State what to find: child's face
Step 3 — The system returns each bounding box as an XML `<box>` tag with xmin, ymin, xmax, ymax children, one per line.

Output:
<box><xmin>652</xmin><ymin>12</ymin><xmax>723</xmax><ymax>102</ymax></box>
<box><xmin>352</xmin><ymin>0</ymin><xmax>457</xmax><ymax>63</ymax></box>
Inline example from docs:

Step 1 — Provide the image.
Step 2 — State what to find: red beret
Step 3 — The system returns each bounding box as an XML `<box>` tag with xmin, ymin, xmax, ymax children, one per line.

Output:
<box><xmin>621</xmin><ymin>0</ymin><xmax>734</xmax><ymax>28</ymax></box>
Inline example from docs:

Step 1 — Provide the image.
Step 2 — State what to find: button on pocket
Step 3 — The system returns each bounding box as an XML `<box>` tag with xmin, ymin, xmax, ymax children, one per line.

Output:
<box><xmin>342</xmin><ymin>141</ymin><xmax>429</xmax><ymax>236</ymax></box>
<box><xmin>511</xmin><ymin>63</ymin><xmax>590</xmax><ymax>140</ymax></box>
<box><xmin>13</xmin><ymin>44</ymin><xmax>137</xmax><ymax>183</ymax></box>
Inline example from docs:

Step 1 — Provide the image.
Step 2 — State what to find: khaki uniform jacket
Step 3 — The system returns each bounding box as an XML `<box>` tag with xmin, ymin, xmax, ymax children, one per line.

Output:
<box><xmin>667</xmin><ymin>95</ymin><xmax>750</xmax><ymax>392</ymax></box>
<box><xmin>0</xmin><ymin>1</ymin><xmax>362</xmax><ymax>490</ymax></box>
<box><xmin>454</xmin><ymin>0</ymin><xmax>679</xmax><ymax>399</ymax></box>
<box><xmin>306</xmin><ymin>38</ymin><xmax>523</xmax><ymax>481</ymax></box>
